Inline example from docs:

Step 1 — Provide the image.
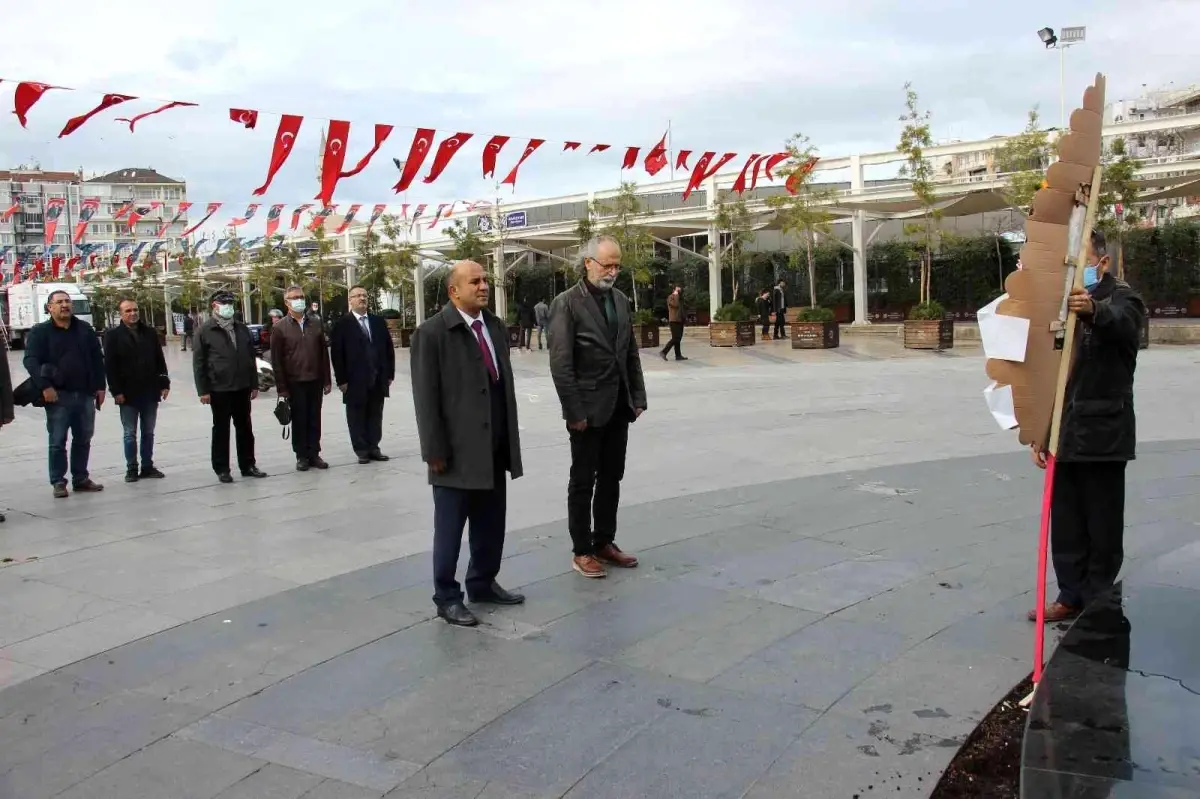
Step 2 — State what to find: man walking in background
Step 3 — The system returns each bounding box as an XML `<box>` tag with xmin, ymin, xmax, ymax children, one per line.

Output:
<box><xmin>411</xmin><ymin>260</ymin><xmax>525</xmax><ymax>627</ymax></box>
<box><xmin>272</xmin><ymin>285</ymin><xmax>333</xmax><ymax>471</ymax></box>
<box><xmin>660</xmin><ymin>284</ymin><xmax>687</xmax><ymax>361</ymax></box>
<box><xmin>181</xmin><ymin>311</ymin><xmax>195</xmax><ymax>351</ymax></box>
<box><xmin>331</xmin><ymin>285</ymin><xmax>395</xmax><ymax>464</ymax></box>
<box><xmin>195</xmin><ymin>290</ymin><xmax>267</xmax><ymax>484</ymax></box>
<box><xmin>104</xmin><ymin>298</ymin><xmax>170</xmax><ymax>482</ymax></box>
<box><xmin>516</xmin><ymin>297</ymin><xmax>537</xmax><ymax>352</ymax></box>
<box><xmin>23</xmin><ymin>289</ymin><xmax>106</xmax><ymax>498</ymax></box>
<box><xmin>534</xmin><ymin>297</ymin><xmax>550</xmax><ymax>350</ymax></box>
<box><xmin>549</xmin><ymin>235</ymin><xmax>647</xmax><ymax>579</ymax></box>
<box><xmin>773</xmin><ymin>278</ymin><xmax>788</xmax><ymax>340</ymax></box>
<box><xmin>756</xmin><ymin>288</ymin><xmax>772</xmax><ymax>341</ymax></box>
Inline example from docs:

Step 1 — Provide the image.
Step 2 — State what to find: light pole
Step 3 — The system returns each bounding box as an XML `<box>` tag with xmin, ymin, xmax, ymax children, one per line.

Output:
<box><xmin>1038</xmin><ymin>26</ymin><xmax>1086</xmax><ymax>129</ymax></box>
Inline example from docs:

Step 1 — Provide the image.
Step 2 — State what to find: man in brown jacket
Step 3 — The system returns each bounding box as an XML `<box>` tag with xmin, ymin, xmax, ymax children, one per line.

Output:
<box><xmin>659</xmin><ymin>285</ymin><xmax>687</xmax><ymax>361</ymax></box>
<box><xmin>271</xmin><ymin>285</ymin><xmax>332</xmax><ymax>471</ymax></box>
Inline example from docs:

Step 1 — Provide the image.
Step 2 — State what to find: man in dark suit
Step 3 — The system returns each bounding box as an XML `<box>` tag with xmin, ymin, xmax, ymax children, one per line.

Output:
<box><xmin>104</xmin><ymin>298</ymin><xmax>170</xmax><ymax>482</ymax></box>
<box><xmin>773</xmin><ymin>278</ymin><xmax>788</xmax><ymax>340</ymax></box>
<box><xmin>0</xmin><ymin>329</ymin><xmax>13</xmax><ymax>523</ymax></box>
<box><xmin>331</xmin><ymin>285</ymin><xmax>395</xmax><ymax>464</ymax></box>
<box><xmin>548</xmin><ymin>235</ymin><xmax>648</xmax><ymax>579</ymax></box>
<box><xmin>411</xmin><ymin>260</ymin><xmax>525</xmax><ymax>627</ymax></box>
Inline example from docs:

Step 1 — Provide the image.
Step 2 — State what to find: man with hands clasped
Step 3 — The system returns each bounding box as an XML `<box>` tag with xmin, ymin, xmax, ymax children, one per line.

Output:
<box><xmin>104</xmin><ymin>298</ymin><xmax>170</xmax><ymax>482</ymax></box>
<box><xmin>1029</xmin><ymin>229</ymin><xmax>1146</xmax><ymax>623</ymax></box>
<box><xmin>331</xmin><ymin>285</ymin><xmax>394</xmax><ymax>464</ymax></box>
<box><xmin>271</xmin><ymin>285</ymin><xmax>333</xmax><ymax>472</ymax></box>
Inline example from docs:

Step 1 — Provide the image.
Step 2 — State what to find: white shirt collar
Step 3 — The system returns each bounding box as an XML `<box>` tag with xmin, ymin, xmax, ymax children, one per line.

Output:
<box><xmin>352</xmin><ymin>309</ymin><xmax>369</xmax><ymax>321</ymax></box>
<box><xmin>457</xmin><ymin>307</ymin><xmax>483</xmax><ymax>327</ymax></box>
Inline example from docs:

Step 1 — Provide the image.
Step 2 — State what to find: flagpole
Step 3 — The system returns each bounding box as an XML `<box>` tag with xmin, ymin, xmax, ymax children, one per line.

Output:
<box><xmin>668</xmin><ymin>119</ymin><xmax>674</xmax><ymax>181</ymax></box>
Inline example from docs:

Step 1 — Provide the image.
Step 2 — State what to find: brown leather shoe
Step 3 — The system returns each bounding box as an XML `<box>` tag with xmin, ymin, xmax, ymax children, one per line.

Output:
<box><xmin>596</xmin><ymin>544</ymin><xmax>638</xmax><ymax>568</ymax></box>
<box><xmin>72</xmin><ymin>479</ymin><xmax>104</xmax><ymax>493</ymax></box>
<box><xmin>1027</xmin><ymin>602</ymin><xmax>1080</xmax><ymax>623</ymax></box>
<box><xmin>572</xmin><ymin>555</ymin><xmax>607</xmax><ymax>579</ymax></box>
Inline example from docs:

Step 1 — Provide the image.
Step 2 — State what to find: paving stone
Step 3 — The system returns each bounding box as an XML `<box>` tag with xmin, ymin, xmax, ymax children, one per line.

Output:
<box><xmin>0</xmin><ymin>657</ymin><xmax>44</xmax><ymax>692</ymax></box>
<box><xmin>0</xmin><ymin>575</ymin><xmax>127</xmax><ymax>649</ymax></box>
<box><xmin>53</xmin><ymin>737</ymin><xmax>263</xmax><ymax>799</ymax></box>
<box><xmin>0</xmin><ymin>605</ymin><xmax>185</xmax><ymax>671</ymax></box>
<box><xmin>757</xmin><ymin>556</ymin><xmax>925</xmax><ymax>613</ymax></box>
<box><xmin>213</xmin><ymin>764</ymin><xmax>325</xmax><ymax>799</ymax></box>
<box><xmin>679</xmin><ymin>535</ymin><xmax>862</xmax><ymax>594</ymax></box>
<box><xmin>254</xmin><ymin>731</ymin><xmax>420</xmax><ymax>792</ymax></box>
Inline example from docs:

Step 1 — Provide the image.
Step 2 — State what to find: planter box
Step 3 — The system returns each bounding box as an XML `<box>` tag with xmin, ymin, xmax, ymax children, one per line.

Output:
<box><xmin>506</xmin><ymin>325</ymin><xmax>521</xmax><ymax>348</ymax></box>
<box><xmin>832</xmin><ymin>304</ymin><xmax>852</xmax><ymax>323</ymax></box>
<box><xmin>709</xmin><ymin>321</ymin><xmax>756</xmax><ymax>347</ymax></box>
<box><xmin>384</xmin><ymin>319</ymin><xmax>404</xmax><ymax>348</ymax></box>
<box><xmin>791</xmin><ymin>320</ymin><xmax>840</xmax><ymax>349</ymax></box>
<box><xmin>634</xmin><ymin>324</ymin><xmax>660</xmax><ymax>348</ymax></box>
<box><xmin>903</xmin><ymin>318</ymin><xmax>954</xmax><ymax>350</ymax></box>
<box><xmin>1188</xmin><ymin>296</ymin><xmax>1200</xmax><ymax>318</ymax></box>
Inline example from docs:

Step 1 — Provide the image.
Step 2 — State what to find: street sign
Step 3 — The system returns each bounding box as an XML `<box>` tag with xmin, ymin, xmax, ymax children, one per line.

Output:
<box><xmin>1060</xmin><ymin>26</ymin><xmax>1086</xmax><ymax>43</ymax></box>
<box><xmin>477</xmin><ymin>210</ymin><xmax>528</xmax><ymax>233</ymax></box>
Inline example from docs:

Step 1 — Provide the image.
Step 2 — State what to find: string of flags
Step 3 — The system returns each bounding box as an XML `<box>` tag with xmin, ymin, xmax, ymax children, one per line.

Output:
<box><xmin>1</xmin><ymin>78</ymin><xmax>814</xmax><ymax>204</ymax></box>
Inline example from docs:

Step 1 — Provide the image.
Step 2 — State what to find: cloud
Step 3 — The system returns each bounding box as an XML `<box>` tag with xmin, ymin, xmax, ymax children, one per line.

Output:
<box><xmin>1</xmin><ymin>0</ymin><xmax>1198</xmax><ymax>240</ymax></box>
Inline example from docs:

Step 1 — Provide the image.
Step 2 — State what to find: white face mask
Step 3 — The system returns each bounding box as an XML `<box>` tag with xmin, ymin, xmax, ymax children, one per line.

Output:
<box><xmin>215</xmin><ymin>304</ymin><xmax>235</xmax><ymax>319</ymax></box>
<box><xmin>289</xmin><ymin>298</ymin><xmax>307</xmax><ymax>313</ymax></box>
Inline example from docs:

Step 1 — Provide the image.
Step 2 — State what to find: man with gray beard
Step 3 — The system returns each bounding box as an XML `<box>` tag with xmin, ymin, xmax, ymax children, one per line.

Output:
<box><xmin>548</xmin><ymin>235</ymin><xmax>647</xmax><ymax>579</ymax></box>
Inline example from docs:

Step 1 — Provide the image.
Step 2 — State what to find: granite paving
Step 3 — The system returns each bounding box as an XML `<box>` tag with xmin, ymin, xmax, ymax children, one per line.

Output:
<box><xmin>0</xmin><ymin>338</ymin><xmax>1197</xmax><ymax>797</ymax></box>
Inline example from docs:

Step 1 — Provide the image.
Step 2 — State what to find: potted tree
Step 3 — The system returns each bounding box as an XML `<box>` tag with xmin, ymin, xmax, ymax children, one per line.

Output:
<box><xmin>709</xmin><ymin>302</ymin><xmax>755</xmax><ymax>347</ymax></box>
<box><xmin>380</xmin><ymin>308</ymin><xmax>406</xmax><ymax>347</ymax></box>
<box><xmin>633</xmin><ymin>308</ymin><xmax>660</xmax><ymax>348</ymax></box>
<box><xmin>903</xmin><ymin>300</ymin><xmax>953</xmax><ymax>350</ymax></box>
<box><xmin>791</xmin><ymin>306</ymin><xmax>840</xmax><ymax>349</ymax></box>
<box><xmin>505</xmin><ymin>308</ymin><xmax>521</xmax><ymax>348</ymax></box>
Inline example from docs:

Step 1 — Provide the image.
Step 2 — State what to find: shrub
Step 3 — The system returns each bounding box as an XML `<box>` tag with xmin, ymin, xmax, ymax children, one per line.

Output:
<box><xmin>379</xmin><ymin>308</ymin><xmax>402</xmax><ymax>320</ymax></box>
<box><xmin>713</xmin><ymin>302</ymin><xmax>750</xmax><ymax>322</ymax></box>
<box><xmin>796</xmin><ymin>306</ymin><xmax>836</xmax><ymax>322</ymax></box>
<box><xmin>907</xmin><ymin>300</ymin><xmax>946</xmax><ymax>321</ymax></box>
<box><xmin>633</xmin><ymin>308</ymin><xmax>658</xmax><ymax>326</ymax></box>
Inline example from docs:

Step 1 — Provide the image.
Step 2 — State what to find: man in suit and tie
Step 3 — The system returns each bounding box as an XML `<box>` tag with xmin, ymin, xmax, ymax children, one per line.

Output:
<box><xmin>331</xmin><ymin>285</ymin><xmax>395</xmax><ymax>464</ymax></box>
<box><xmin>548</xmin><ymin>235</ymin><xmax>648</xmax><ymax>579</ymax></box>
<box><xmin>411</xmin><ymin>260</ymin><xmax>525</xmax><ymax>627</ymax></box>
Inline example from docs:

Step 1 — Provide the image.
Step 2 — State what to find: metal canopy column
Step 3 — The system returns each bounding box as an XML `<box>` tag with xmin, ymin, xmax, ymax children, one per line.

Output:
<box><xmin>705</xmin><ymin>175</ymin><xmax>721</xmax><ymax>318</ymax></box>
<box><xmin>849</xmin><ymin>154</ymin><xmax>870</xmax><ymax>326</ymax></box>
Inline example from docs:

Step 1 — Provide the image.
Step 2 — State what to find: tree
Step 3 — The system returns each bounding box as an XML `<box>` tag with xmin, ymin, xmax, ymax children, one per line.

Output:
<box><xmin>446</xmin><ymin>220</ymin><xmax>491</xmax><ymax>262</ymax></box>
<box><xmin>713</xmin><ymin>193</ymin><xmax>755</xmax><ymax>302</ymax></box>
<box><xmin>896</xmin><ymin>82</ymin><xmax>942</xmax><ymax>307</ymax></box>
<box><xmin>1098</xmin><ymin>137</ymin><xmax>1142</xmax><ymax>279</ymax></box>
<box><xmin>306</xmin><ymin>221</ymin><xmax>340</xmax><ymax>306</ymax></box>
<box><xmin>354</xmin><ymin>230</ymin><xmax>389</xmax><ymax>313</ymax></box>
<box><xmin>379</xmin><ymin>214</ymin><xmax>418</xmax><ymax>324</ymax></box>
<box><xmin>594</xmin><ymin>182</ymin><xmax>654</xmax><ymax>311</ymax></box>
<box><xmin>767</xmin><ymin>133</ymin><xmax>836</xmax><ymax>307</ymax></box>
<box><xmin>176</xmin><ymin>254</ymin><xmax>206</xmax><ymax>313</ymax></box>
<box><xmin>995</xmin><ymin>107</ymin><xmax>1051</xmax><ymax>209</ymax></box>
<box><xmin>246</xmin><ymin>243</ymin><xmax>282</xmax><ymax>319</ymax></box>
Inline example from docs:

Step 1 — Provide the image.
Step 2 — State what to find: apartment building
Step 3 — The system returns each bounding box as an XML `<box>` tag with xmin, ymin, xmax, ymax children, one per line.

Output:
<box><xmin>0</xmin><ymin>168</ymin><xmax>85</xmax><ymax>260</ymax></box>
<box><xmin>81</xmin><ymin>167</ymin><xmax>190</xmax><ymax>255</ymax></box>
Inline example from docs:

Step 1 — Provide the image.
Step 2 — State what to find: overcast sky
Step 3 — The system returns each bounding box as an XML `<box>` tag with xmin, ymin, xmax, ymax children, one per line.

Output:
<box><xmin>2</xmin><ymin>0</ymin><xmax>1198</xmax><ymax>236</ymax></box>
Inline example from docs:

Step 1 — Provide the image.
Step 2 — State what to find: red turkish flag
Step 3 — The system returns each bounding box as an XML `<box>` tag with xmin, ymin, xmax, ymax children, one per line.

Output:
<box><xmin>731</xmin><ymin>153</ymin><xmax>762</xmax><ymax>194</ymax></box>
<box><xmin>482</xmin><ymin>135</ymin><xmax>510</xmax><ymax>179</ymax></box>
<box><xmin>588</xmin><ymin>144</ymin><xmax>610</xmax><ymax>154</ymax></box>
<box><xmin>563</xmin><ymin>142</ymin><xmax>581</xmax><ymax>151</ymax></box>
<box><xmin>423</xmin><ymin>132</ymin><xmax>474</xmax><ymax>184</ymax></box>
<box><xmin>644</xmin><ymin>131</ymin><xmax>669</xmax><ymax>176</ymax></box>
<box><xmin>501</xmin><ymin>139</ymin><xmax>545</xmax><ymax>187</ymax></box>
<box><xmin>59</xmin><ymin>93</ymin><xmax>136</xmax><ymax>137</ymax></box>
<box><xmin>393</xmin><ymin>128</ymin><xmax>436</xmax><ymax>193</ymax></box>
<box><xmin>290</xmin><ymin>204</ymin><xmax>314</xmax><ymax>231</ymax></box>
<box><xmin>51</xmin><ymin>256</ymin><xmax>61</xmax><ymax>279</ymax></box>
<box><xmin>621</xmin><ymin>147</ymin><xmax>640</xmax><ymax>170</ymax></box>
<box><xmin>230</xmin><ymin>108</ymin><xmax>258</xmax><ymax>128</ymax></box>
<box><xmin>334</xmin><ymin>204</ymin><xmax>361</xmax><ymax>234</ymax></box>
<box><xmin>318</xmin><ymin>121</ymin><xmax>393</xmax><ymax>206</ymax></box>
<box><xmin>114</xmin><ymin>101</ymin><xmax>196</xmax><ymax>132</ymax></box>
<box><xmin>252</xmin><ymin>114</ymin><xmax>304</xmax><ymax>196</ymax></box>
<box><xmin>785</xmin><ymin>156</ymin><xmax>820</xmax><ymax>195</ymax></box>
<box><xmin>13</xmin><ymin>82</ymin><xmax>58</xmax><ymax>127</ymax></box>
<box><xmin>762</xmin><ymin>152</ymin><xmax>789</xmax><ymax>181</ymax></box>
<box><xmin>1</xmin><ymin>203</ymin><xmax>20</xmax><ymax>221</ymax></box>
<box><xmin>66</xmin><ymin>256</ymin><xmax>80</xmax><ymax>273</ymax></box>
<box><xmin>339</xmin><ymin>124</ymin><xmax>392</xmax><ymax>179</ymax></box>
<box><xmin>682</xmin><ymin>152</ymin><xmax>738</xmax><ymax>201</ymax></box>
<box><xmin>114</xmin><ymin>201</ymin><xmax>135</xmax><ymax>221</ymax></box>
<box><xmin>675</xmin><ymin>150</ymin><xmax>692</xmax><ymax>171</ymax></box>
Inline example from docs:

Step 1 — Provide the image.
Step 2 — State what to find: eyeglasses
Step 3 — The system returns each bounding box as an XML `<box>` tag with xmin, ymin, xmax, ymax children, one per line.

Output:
<box><xmin>587</xmin><ymin>257</ymin><xmax>621</xmax><ymax>273</ymax></box>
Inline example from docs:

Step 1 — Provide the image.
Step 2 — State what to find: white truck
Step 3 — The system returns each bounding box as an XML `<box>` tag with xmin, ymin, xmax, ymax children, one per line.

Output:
<box><xmin>1</xmin><ymin>282</ymin><xmax>94</xmax><ymax>349</ymax></box>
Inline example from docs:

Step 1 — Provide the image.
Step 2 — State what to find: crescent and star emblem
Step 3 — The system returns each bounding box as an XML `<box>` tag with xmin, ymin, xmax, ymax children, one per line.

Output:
<box><xmin>281</xmin><ymin>132</ymin><xmax>295</xmax><ymax>147</ymax></box>
<box><xmin>330</xmin><ymin>140</ymin><xmax>343</xmax><ymax>154</ymax></box>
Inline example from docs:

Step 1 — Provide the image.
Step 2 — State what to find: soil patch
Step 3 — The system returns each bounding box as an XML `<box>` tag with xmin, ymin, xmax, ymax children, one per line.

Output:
<box><xmin>930</xmin><ymin>673</ymin><xmax>1033</xmax><ymax>799</ymax></box>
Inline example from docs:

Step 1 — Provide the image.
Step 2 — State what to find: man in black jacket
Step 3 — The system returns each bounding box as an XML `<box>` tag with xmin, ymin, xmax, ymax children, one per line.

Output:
<box><xmin>1030</xmin><ymin>229</ymin><xmax>1146</xmax><ymax>623</ymax></box>
<box><xmin>105</xmin><ymin>298</ymin><xmax>170</xmax><ymax>482</ymax></box>
<box><xmin>194</xmin><ymin>290</ymin><xmax>267</xmax><ymax>484</ymax></box>
<box><xmin>331</xmin><ymin>285</ymin><xmax>395</xmax><ymax>464</ymax></box>
<box><xmin>548</xmin><ymin>236</ymin><xmax>647</xmax><ymax>579</ymax></box>
<box><xmin>772</xmin><ymin>279</ymin><xmax>788</xmax><ymax>340</ymax></box>
<box><xmin>0</xmin><ymin>329</ymin><xmax>13</xmax><ymax>523</ymax></box>
<box><xmin>756</xmin><ymin>288</ymin><xmax>772</xmax><ymax>340</ymax></box>
<box><xmin>23</xmin><ymin>289</ymin><xmax>106</xmax><ymax>498</ymax></box>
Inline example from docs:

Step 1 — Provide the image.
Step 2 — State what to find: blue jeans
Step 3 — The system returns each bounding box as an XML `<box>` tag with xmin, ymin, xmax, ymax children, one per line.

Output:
<box><xmin>119</xmin><ymin>396</ymin><xmax>159</xmax><ymax>470</ymax></box>
<box><xmin>46</xmin><ymin>390</ymin><xmax>96</xmax><ymax>486</ymax></box>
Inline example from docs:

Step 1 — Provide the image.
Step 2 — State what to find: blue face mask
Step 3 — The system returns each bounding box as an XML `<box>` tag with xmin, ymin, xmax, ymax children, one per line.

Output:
<box><xmin>1082</xmin><ymin>265</ymin><xmax>1099</xmax><ymax>289</ymax></box>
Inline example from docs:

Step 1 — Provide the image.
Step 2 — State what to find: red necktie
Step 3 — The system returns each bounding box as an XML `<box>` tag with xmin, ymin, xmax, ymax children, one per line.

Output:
<box><xmin>472</xmin><ymin>320</ymin><xmax>499</xmax><ymax>382</ymax></box>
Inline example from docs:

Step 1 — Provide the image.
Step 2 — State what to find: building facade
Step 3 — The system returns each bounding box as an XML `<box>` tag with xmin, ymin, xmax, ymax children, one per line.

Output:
<box><xmin>81</xmin><ymin>168</ymin><xmax>190</xmax><ymax>258</ymax></box>
<box><xmin>0</xmin><ymin>168</ymin><xmax>85</xmax><ymax>261</ymax></box>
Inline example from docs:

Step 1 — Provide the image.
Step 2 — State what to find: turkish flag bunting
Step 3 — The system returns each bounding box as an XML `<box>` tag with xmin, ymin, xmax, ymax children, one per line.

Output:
<box><xmin>13</xmin><ymin>82</ymin><xmax>58</xmax><ymax>127</ymax></box>
<box><xmin>423</xmin><ymin>132</ymin><xmax>474</xmax><ymax>184</ymax></box>
<box><xmin>762</xmin><ymin>152</ymin><xmax>789</xmax><ymax>181</ymax></box>
<box><xmin>501</xmin><ymin>139</ymin><xmax>545</xmax><ymax>187</ymax></box>
<box><xmin>427</xmin><ymin>203</ymin><xmax>448</xmax><ymax>229</ymax></box>
<box><xmin>264</xmin><ymin>203</ymin><xmax>285</xmax><ymax>238</ymax></box>
<box><xmin>366</xmin><ymin>203</ymin><xmax>387</xmax><ymax>231</ymax></box>
<box><xmin>785</xmin><ymin>156</ymin><xmax>820</xmax><ymax>195</ymax></box>
<box><xmin>75</xmin><ymin>197</ymin><xmax>100</xmax><ymax>243</ymax></box>
<box><xmin>588</xmin><ymin>144</ymin><xmax>610</xmax><ymax>154</ymax></box>
<box><xmin>43</xmin><ymin>197</ymin><xmax>65</xmax><ymax>245</ymax></box>
<box><xmin>482</xmin><ymin>135</ymin><xmax>510</xmax><ymax>179</ymax></box>
<box><xmin>393</xmin><ymin>128</ymin><xmax>436</xmax><ymax>192</ymax></box>
<box><xmin>66</xmin><ymin>256</ymin><xmax>80</xmax><ymax>272</ymax></box>
<box><xmin>675</xmin><ymin>150</ymin><xmax>692</xmax><ymax>171</ymax></box>
<box><xmin>731</xmin><ymin>154</ymin><xmax>762</xmax><ymax>194</ymax></box>
<box><xmin>230</xmin><ymin>204</ymin><xmax>260</xmax><ymax>226</ymax></box>
<box><xmin>318</xmin><ymin>121</ymin><xmax>394</xmax><ymax>206</ymax></box>
<box><xmin>115</xmin><ymin>101</ymin><xmax>196</xmax><ymax>132</ymax></box>
<box><xmin>127</xmin><ymin>201</ymin><xmax>162</xmax><ymax>231</ymax></box>
<box><xmin>335</xmin><ymin>204</ymin><xmax>362</xmax><ymax>234</ymax></box>
<box><xmin>308</xmin><ymin>205</ymin><xmax>337</xmax><ymax>232</ymax></box>
<box><xmin>181</xmin><ymin>202</ymin><xmax>222</xmax><ymax>237</ymax></box>
<box><xmin>51</xmin><ymin>256</ymin><xmax>61</xmax><ymax>279</ymax></box>
<box><xmin>644</xmin><ymin>131</ymin><xmax>669</xmax><ymax>176</ymax></box>
<box><xmin>290</xmin><ymin>204</ymin><xmax>313</xmax><ymax>231</ymax></box>
<box><xmin>126</xmin><ymin>242</ymin><xmax>147</xmax><ymax>269</ymax></box>
<box><xmin>1</xmin><ymin>204</ymin><xmax>19</xmax><ymax>221</ymax></box>
<box><xmin>34</xmin><ymin>259</ymin><xmax>44</xmax><ymax>276</ymax></box>
<box><xmin>158</xmin><ymin>201</ymin><xmax>193</xmax><ymax>237</ymax></box>
<box><xmin>59</xmin><ymin>93</ymin><xmax>136</xmax><ymax>137</ymax></box>
<box><xmin>621</xmin><ymin>147</ymin><xmax>640</xmax><ymax>170</ymax></box>
<box><xmin>411</xmin><ymin>203</ymin><xmax>427</xmax><ymax>221</ymax></box>
<box><xmin>682</xmin><ymin>152</ymin><xmax>738</xmax><ymax>200</ymax></box>
<box><xmin>252</xmin><ymin>114</ymin><xmax>304</xmax><ymax>195</ymax></box>
<box><xmin>563</xmin><ymin>142</ymin><xmax>581</xmax><ymax>151</ymax></box>
<box><xmin>230</xmin><ymin>108</ymin><xmax>258</xmax><ymax>128</ymax></box>
<box><xmin>113</xmin><ymin>201</ymin><xmax>135</xmax><ymax>221</ymax></box>
<box><xmin>339</xmin><ymin>123</ymin><xmax>392</xmax><ymax>179</ymax></box>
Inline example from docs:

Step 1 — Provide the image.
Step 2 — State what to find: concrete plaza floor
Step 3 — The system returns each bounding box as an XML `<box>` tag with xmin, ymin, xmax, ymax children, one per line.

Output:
<box><xmin>0</xmin><ymin>336</ymin><xmax>1198</xmax><ymax>797</ymax></box>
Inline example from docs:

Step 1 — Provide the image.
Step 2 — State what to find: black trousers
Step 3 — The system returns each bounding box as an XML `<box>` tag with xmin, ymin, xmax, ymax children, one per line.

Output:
<box><xmin>210</xmin><ymin>389</ymin><xmax>255</xmax><ymax>474</ymax></box>
<box><xmin>567</xmin><ymin>417</ymin><xmax>630</xmax><ymax>556</ymax></box>
<box><xmin>774</xmin><ymin>309</ymin><xmax>786</xmax><ymax>339</ymax></box>
<box><xmin>760</xmin><ymin>315</ymin><xmax>770</xmax><ymax>336</ymax></box>
<box><xmin>346</xmin><ymin>387</ymin><xmax>385</xmax><ymax>455</ymax></box>
<box><xmin>519</xmin><ymin>325</ymin><xmax>534</xmax><ymax>349</ymax></box>
<box><xmin>661</xmin><ymin>322</ymin><xmax>684</xmax><ymax>359</ymax></box>
<box><xmin>288</xmin><ymin>380</ymin><xmax>323</xmax><ymax>459</ymax></box>
<box><xmin>431</xmin><ymin>454</ymin><xmax>508</xmax><ymax>606</ymax></box>
<box><xmin>1051</xmin><ymin>460</ymin><xmax>1128</xmax><ymax>609</ymax></box>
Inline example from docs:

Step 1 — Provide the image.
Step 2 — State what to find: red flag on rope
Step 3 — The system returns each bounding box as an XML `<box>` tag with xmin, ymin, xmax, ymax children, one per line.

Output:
<box><xmin>334</xmin><ymin>204</ymin><xmax>361</xmax><ymax>234</ymax></box>
<box><xmin>252</xmin><ymin>114</ymin><xmax>304</xmax><ymax>196</ymax></box>
<box><xmin>482</xmin><ymin>135</ymin><xmax>510</xmax><ymax>179</ymax></box>
<box><xmin>74</xmin><ymin>198</ymin><xmax>100</xmax><ymax>243</ymax></box>
<box><xmin>621</xmin><ymin>147</ymin><xmax>640</xmax><ymax>170</ymax></box>
<box><xmin>501</xmin><ymin>139</ymin><xmax>545</xmax><ymax>187</ymax></box>
<box><xmin>43</xmin><ymin>198</ymin><xmax>66</xmax><ymax>245</ymax></box>
<box><xmin>393</xmin><ymin>128</ymin><xmax>435</xmax><ymax>193</ymax></box>
<box><xmin>366</xmin><ymin>204</ymin><xmax>387</xmax><ymax>231</ymax></box>
<box><xmin>114</xmin><ymin>101</ymin><xmax>196</xmax><ymax>132</ymax></box>
<box><xmin>588</xmin><ymin>144</ymin><xmax>610</xmax><ymax>154</ymax></box>
<box><xmin>731</xmin><ymin>153</ymin><xmax>762</xmax><ymax>194</ymax></box>
<box><xmin>158</xmin><ymin>202</ymin><xmax>192</xmax><ymax>238</ymax></box>
<box><xmin>230</xmin><ymin>204</ymin><xmax>260</xmax><ymax>227</ymax></box>
<box><xmin>230</xmin><ymin>108</ymin><xmax>258</xmax><ymax>128</ymax></box>
<box><xmin>682</xmin><ymin>152</ymin><xmax>738</xmax><ymax>201</ymax></box>
<box><xmin>563</xmin><ymin>142</ymin><xmax>581</xmax><ymax>151</ymax></box>
<box><xmin>264</xmin><ymin>204</ymin><xmax>285</xmax><ymax>238</ymax></box>
<box><xmin>290</xmin><ymin>204</ymin><xmax>313</xmax><ymax>231</ymax></box>
<box><xmin>13</xmin><ymin>82</ymin><xmax>58</xmax><ymax>127</ymax></box>
<box><xmin>675</xmin><ymin>150</ymin><xmax>692</xmax><ymax>171</ymax></box>
<box><xmin>59</xmin><ymin>93</ymin><xmax>136</xmax><ymax>137</ymax></box>
<box><xmin>644</xmin><ymin>131</ymin><xmax>669</xmax><ymax>177</ymax></box>
<box><xmin>181</xmin><ymin>202</ymin><xmax>222</xmax><ymax>237</ymax></box>
<box><xmin>423</xmin><ymin>132</ymin><xmax>474</xmax><ymax>184</ymax></box>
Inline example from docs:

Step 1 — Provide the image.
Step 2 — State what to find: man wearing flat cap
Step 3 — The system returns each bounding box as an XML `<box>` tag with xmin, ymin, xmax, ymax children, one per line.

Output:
<box><xmin>193</xmin><ymin>290</ymin><xmax>267</xmax><ymax>483</ymax></box>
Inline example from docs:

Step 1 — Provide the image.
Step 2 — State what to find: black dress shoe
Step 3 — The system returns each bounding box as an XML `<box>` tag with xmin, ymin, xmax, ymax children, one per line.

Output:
<box><xmin>469</xmin><ymin>583</ymin><xmax>526</xmax><ymax>606</ymax></box>
<box><xmin>437</xmin><ymin>602</ymin><xmax>479</xmax><ymax>627</ymax></box>
<box><xmin>241</xmin><ymin>467</ymin><xmax>267</xmax><ymax>478</ymax></box>
<box><xmin>660</xmin><ymin>351</ymin><xmax>668</xmax><ymax>361</ymax></box>
<box><xmin>356</xmin><ymin>452</ymin><xmax>371</xmax><ymax>464</ymax></box>
<box><xmin>309</xmin><ymin>456</ymin><xmax>329</xmax><ymax>470</ymax></box>
<box><xmin>675</xmin><ymin>356</ymin><xmax>689</xmax><ymax>361</ymax></box>
<box><xmin>296</xmin><ymin>459</ymin><xmax>310</xmax><ymax>472</ymax></box>
<box><xmin>217</xmin><ymin>472</ymin><xmax>234</xmax><ymax>484</ymax></box>
<box><xmin>368</xmin><ymin>451</ymin><xmax>389</xmax><ymax>462</ymax></box>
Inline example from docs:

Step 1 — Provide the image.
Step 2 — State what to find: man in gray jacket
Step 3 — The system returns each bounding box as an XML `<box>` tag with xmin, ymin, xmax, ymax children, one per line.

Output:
<box><xmin>411</xmin><ymin>260</ymin><xmax>525</xmax><ymax>626</ymax></box>
<box><xmin>548</xmin><ymin>235</ymin><xmax>647</xmax><ymax>579</ymax></box>
<box><xmin>533</xmin><ymin>297</ymin><xmax>550</xmax><ymax>350</ymax></box>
